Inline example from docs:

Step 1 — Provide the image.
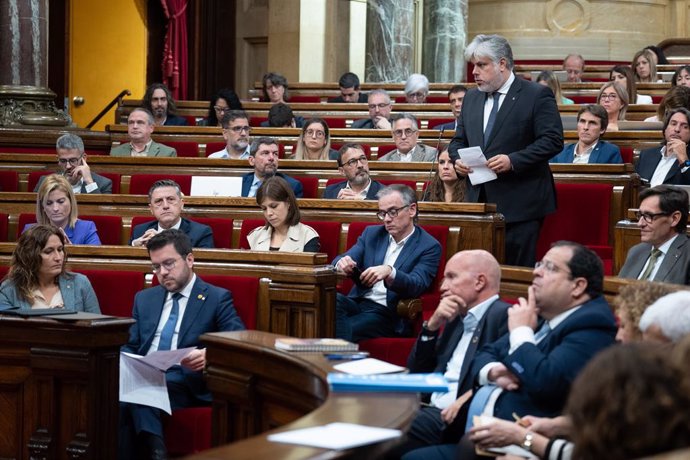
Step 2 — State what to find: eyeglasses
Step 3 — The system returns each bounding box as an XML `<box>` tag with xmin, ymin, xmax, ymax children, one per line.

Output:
<box><xmin>214</xmin><ymin>105</ymin><xmax>229</xmax><ymax>113</ymax></box>
<box><xmin>228</xmin><ymin>126</ymin><xmax>251</xmax><ymax>134</ymax></box>
<box><xmin>58</xmin><ymin>157</ymin><xmax>82</xmax><ymax>166</ymax></box>
<box><xmin>305</xmin><ymin>129</ymin><xmax>325</xmax><ymax>138</ymax></box>
<box><xmin>393</xmin><ymin>128</ymin><xmax>417</xmax><ymax>138</ymax></box>
<box><xmin>599</xmin><ymin>93</ymin><xmax>618</xmax><ymax>101</ymax></box>
<box><xmin>368</xmin><ymin>103</ymin><xmax>390</xmax><ymax>110</ymax></box>
<box><xmin>635</xmin><ymin>211</ymin><xmax>671</xmax><ymax>223</ymax></box>
<box><xmin>151</xmin><ymin>256</ymin><xmax>185</xmax><ymax>273</ymax></box>
<box><xmin>376</xmin><ymin>205</ymin><xmax>410</xmax><ymax>220</ymax></box>
<box><xmin>407</xmin><ymin>92</ymin><xmax>426</xmax><ymax>100</ymax></box>
<box><xmin>535</xmin><ymin>259</ymin><xmax>571</xmax><ymax>275</ymax></box>
<box><xmin>342</xmin><ymin>155</ymin><xmax>368</xmax><ymax>167</ymax></box>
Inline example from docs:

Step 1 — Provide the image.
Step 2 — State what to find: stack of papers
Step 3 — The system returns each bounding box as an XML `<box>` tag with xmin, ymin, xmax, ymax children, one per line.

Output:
<box><xmin>275</xmin><ymin>337</ymin><xmax>358</xmax><ymax>352</ymax></box>
<box><xmin>268</xmin><ymin>422</ymin><xmax>401</xmax><ymax>450</ymax></box>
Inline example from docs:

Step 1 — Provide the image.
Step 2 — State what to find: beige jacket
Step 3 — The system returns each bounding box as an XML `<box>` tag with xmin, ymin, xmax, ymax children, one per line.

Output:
<box><xmin>247</xmin><ymin>222</ymin><xmax>319</xmax><ymax>252</ymax></box>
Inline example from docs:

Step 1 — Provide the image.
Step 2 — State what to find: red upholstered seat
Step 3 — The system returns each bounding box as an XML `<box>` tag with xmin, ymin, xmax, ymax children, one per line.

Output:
<box><xmin>164</xmin><ymin>141</ymin><xmax>199</xmax><ymax>158</ymax></box>
<box><xmin>73</xmin><ymin>269</ymin><xmax>144</xmax><ymax>317</ymax></box>
<box><xmin>289</xmin><ymin>95</ymin><xmax>320</xmax><ymax>103</ymax></box>
<box><xmin>321</xmin><ymin>117</ymin><xmax>347</xmax><ymax>128</ymax></box>
<box><xmin>619</xmin><ymin>146</ymin><xmax>633</xmax><ymax>163</ymax></box>
<box><xmin>330</xmin><ymin>143</ymin><xmax>371</xmax><ymax>159</ymax></box>
<box><xmin>0</xmin><ymin>146</ymin><xmax>55</xmax><ymax>154</ymax></box>
<box><xmin>570</xmin><ymin>95</ymin><xmax>597</xmax><ymax>104</ymax></box>
<box><xmin>16</xmin><ymin>213</ymin><xmax>36</xmax><ymax>239</ymax></box>
<box><xmin>204</xmin><ymin>142</ymin><xmax>226</xmax><ymax>156</ymax></box>
<box><xmin>129</xmin><ymin>174</ymin><xmax>192</xmax><ymax>195</ymax></box>
<box><xmin>536</xmin><ymin>182</ymin><xmax>614</xmax><ymax>274</ymax></box>
<box><xmin>294</xmin><ymin>175</ymin><xmax>319</xmax><ymax>198</ymax></box>
<box><xmin>429</xmin><ymin>118</ymin><xmax>455</xmax><ymax>129</ymax></box>
<box><xmin>80</xmin><ymin>215</ymin><xmax>123</xmax><ymax>245</ymax></box>
<box><xmin>376</xmin><ymin>144</ymin><xmax>397</xmax><ymax>158</ymax></box>
<box><xmin>238</xmin><ymin>219</ymin><xmax>265</xmax><ymax>249</ymax></box>
<box><xmin>379</xmin><ymin>179</ymin><xmax>418</xmax><ymax>190</ymax></box>
<box><xmin>250</xmin><ymin>116</ymin><xmax>267</xmax><ymax>127</ymax></box>
<box><xmin>195</xmin><ymin>274</ymin><xmax>259</xmax><ymax>329</ymax></box>
<box><xmin>0</xmin><ymin>171</ymin><xmax>19</xmax><ymax>192</ymax></box>
<box><xmin>193</xmin><ymin>217</ymin><xmax>233</xmax><ymax>249</ymax></box>
<box><xmin>100</xmin><ymin>172</ymin><xmax>122</xmax><ymax>194</ymax></box>
<box><xmin>0</xmin><ymin>213</ymin><xmax>8</xmax><ymax>242</ymax></box>
<box><xmin>302</xmin><ymin>220</ymin><xmax>342</xmax><ymax>261</ymax></box>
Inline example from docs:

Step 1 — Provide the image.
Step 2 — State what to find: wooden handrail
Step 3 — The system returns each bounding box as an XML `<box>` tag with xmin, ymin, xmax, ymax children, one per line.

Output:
<box><xmin>86</xmin><ymin>89</ymin><xmax>131</xmax><ymax>129</ymax></box>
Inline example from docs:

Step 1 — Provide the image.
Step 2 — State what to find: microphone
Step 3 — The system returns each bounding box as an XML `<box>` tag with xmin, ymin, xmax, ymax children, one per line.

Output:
<box><xmin>422</xmin><ymin>126</ymin><xmax>445</xmax><ymax>201</ymax></box>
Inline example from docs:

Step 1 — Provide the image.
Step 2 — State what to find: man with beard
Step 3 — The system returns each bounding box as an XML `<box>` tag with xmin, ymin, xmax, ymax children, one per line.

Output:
<box><xmin>323</xmin><ymin>143</ymin><xmax>383</xmax><ymax>199</ymax></box>
<box><xmin>208</xmin><ymin>110</ymin><xmax>252</xmax><ymax>159</ymax></box>
<box><xmin>142</xmin><ymin>83</ymin><xmax>187</xmax><ymax>126</ymax></box>
<box><xmin>635</xmin><ymin>107</ymin><xmax>690</xmax><ymax>186</ymax></box>
<box><xmin>240</xmin><ymin>137</ymin><xmax>303</xmax><ymax>197</ymax></box>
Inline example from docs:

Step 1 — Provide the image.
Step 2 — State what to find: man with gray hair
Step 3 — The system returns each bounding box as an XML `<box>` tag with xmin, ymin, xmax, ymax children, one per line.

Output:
<box><xmin>34</xmin><ymin>133</ymin><xmax>112</xmax><ymax>194</ymax></box>
<box><xmin>333</xmin><ymin>184</ymin><xmax>441</xmax><ymax>341</ymax></box>
<box><xmin>563</xmin><ymin>53</ymin><xmax>586</xmax><ymax>83</ymax></box>
<box><xmin>351</xmin><ymin>89</ymin><xmax>393</xmax><ymax>129</ymax></box>
<box><xmin>110</xmin><ymin>108</ymin><xmax>177</xmax><ymax>157</ymax></box>
<box><xmin>639</xmin><ymin>291</ymin><xmax>690</xmax><ymax>343</ymax></box>
<box><xmin>379</xmin><ymin>113</ymin><xmax>437</xmax><ymax>162</ymax></box>
<box><xmin>449</xmin><ymin>34</ymin><xmax>563</xmax><ymax>267</ymax></box>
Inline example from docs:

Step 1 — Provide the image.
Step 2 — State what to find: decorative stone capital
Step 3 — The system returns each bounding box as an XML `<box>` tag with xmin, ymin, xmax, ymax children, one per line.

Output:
<box><xmin>0</xmin><ymin>85</ymin><xmax>72</xmax><ymax>127</ymax></box>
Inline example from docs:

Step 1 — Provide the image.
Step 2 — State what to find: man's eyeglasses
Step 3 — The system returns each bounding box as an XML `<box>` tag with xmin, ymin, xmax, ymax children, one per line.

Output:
<box><xmin>227</xmin><ymin>126</ymin><xmax>251</xmax><ymax>134</ymax></box>
<box><xmin>635</xmin><ymin>211</ymin><xmax>671</xmax><ymax>223</ymax></box>
<box><xmin>599</xmin><ymin>93</ymin><xmax>618</xmax><ymax>101</ymax></box>
<box><xmin>368</xmin><ymin>103</ymin><xmax>390</xmax><ymax>110</ymax></box>
<box><xmin>393</xmin><ymin>128</ymin><xmax>417</xmax><ymax>138</ymax></box>
<box><xmin>376</xmin><ymin>205</ymin><xmax>410</xmax><ymax>220</ymax></box>
<box><xmin>151</xmin><ymin>256</ymin><xmax>185</xmax><ymax>273</ymax></box>
<box><xmin>305</xmin><ymin>129</ymin><xmax>325</xmax><ymax>138</ymax></box>
<box><xmin>342</xmin><ymin>155</ymin><xmax>368</xmax><ymax>167</ymax></box>
<box><xmin>58</xmin><ymin>157</ymin><xmax>82</xmax><ymax>166</ymax></box>
<box><xmin>535</xmin><ymin>259</ymin><xmax>571</xmax><ymax>275</ymax></box>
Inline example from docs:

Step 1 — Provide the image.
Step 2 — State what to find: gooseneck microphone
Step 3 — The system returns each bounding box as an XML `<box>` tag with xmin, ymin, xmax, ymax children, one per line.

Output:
<box><xmin>422</xmin><ymin>126</ymin><xmax>445</xmax><ymax>201</ymax></box>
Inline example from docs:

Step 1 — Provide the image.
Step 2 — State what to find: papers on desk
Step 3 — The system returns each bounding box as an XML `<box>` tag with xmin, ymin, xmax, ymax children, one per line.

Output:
<box><xmin>332</xmin><ymin>357</ymin><xmax>405</xmax><ymax>375</ymax></box>
<box><xmin>119</xmin><ymin>347</ymin><xmax>195</xmax><ymax>414</ymax></box>
<box><xmin>267</xmin><ymin>422</ymin><xmax>402</xmax><ymax>450</ymax></box>
<box><xmin>457</xmin><ymin>146</ymin><xmax>498</xmax><ymax>185</ymax></box>
<box><xmin>473</xmin><ymin>415</ymin><xmax>539</xmax><ymax>459</ymax></box>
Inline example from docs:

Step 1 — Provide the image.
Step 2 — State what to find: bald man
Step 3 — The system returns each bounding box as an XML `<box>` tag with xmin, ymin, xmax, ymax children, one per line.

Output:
<box><xmin>393</xmin><ymin>250</ymin><xmax>510</xmax><ymax>456</ymax></box>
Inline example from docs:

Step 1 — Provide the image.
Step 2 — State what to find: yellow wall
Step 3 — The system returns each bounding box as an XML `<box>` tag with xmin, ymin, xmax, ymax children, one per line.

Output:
<box><xmin>69</xmin><ymin>0</ymin><xmax>147</xmax><ymax>131</ymax></box>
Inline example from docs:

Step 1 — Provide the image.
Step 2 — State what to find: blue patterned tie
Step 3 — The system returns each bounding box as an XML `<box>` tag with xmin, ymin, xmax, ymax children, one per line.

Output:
<box><xmin>534</xmin><ymin>321</ymin><xmax>551</xmax><ymax>343</ymax></box>
<box><xmin>484</xmin><ymin>91</ymin><xmax>501</xmax><ymax>143</ymax></box>
<box><xmin>158</xmin><ymin>292</ymin><xmax>182</xmax><ymax>351</ymax></box>
<box><xmin>464</xmin><ymin>383</ymin><xmax>497</xmax><ymax>432</ymax></box>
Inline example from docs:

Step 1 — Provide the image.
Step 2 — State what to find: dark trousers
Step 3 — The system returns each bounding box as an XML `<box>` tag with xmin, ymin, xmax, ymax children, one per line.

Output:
<box><xmin>504</xmin><ymin>219</ymin><xmax>543</xmax><ymax>267</ymax></box>
<box><xmin>386</xmin><ymin>405</ymin><xmax>447</xmax><ymax>459</ymax></box>
<box><xmin>335</xmin><ymin>293</ymin><xmax>396</xmax><ymax>342</ymax></box>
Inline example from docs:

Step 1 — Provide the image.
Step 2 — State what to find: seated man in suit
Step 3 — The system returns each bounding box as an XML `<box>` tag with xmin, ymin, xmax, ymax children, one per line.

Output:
<box><xmin>564</xmin><ymin>53</ymin><xmax>585</xmax><ymax>83</ymax></box>
<box><xmin>379</xmin><ymin>113</ymin><xmax>437</xmax><ymax>162</ymax></box>
<box><xmin>34</xmin><ymin>133</ymin><xmax>112</xmax><ymax>194</ymax></box>
<box><xmin>130</xmin><ymin>179</ymin><xmax>214</xmax><ymax>248</ymax></box>
<box><xmin>403</xmin><ymin>241</ymin><xmax>617</xmax><ymax>460</ymax></box>
<box><xmin>241</xmin><ymin>137</ymin><xmax>303</xmax><ymax>198</ymax></box>
<box><xmin>391</xmin><ymin>250</ymin><xmax>509</xmax><ymax>457</ymax></box>
<box><xmin>110</xmin><ymin>108</ymin><xmax>177</xmax><ymax>157</ymax></box>
<box><xmin>618</xmin><ymin>185</ymin><xmax>690</xmax><ymax>285</ymax></box>
<box><xmin>351</xmin><ymin>89</ymin><xmax>393</xmax><ymax>130</ymax></box>
<box><xmin>208</xmin><ymin>110</ymin><xmax>252</xmax><ymax>159</ymax></box>
<box><xmin>119</xmin><ymin>229</ymin><xmax>245</xmax><ymax>460</ymax></box>
<box><xmin>550</xmin><ymin>104</ymin><xmax>623</xmax><ymax>164</ymax></box>
<box><xmin>333</xmin><ymin>184</ymin><xmax>441</xmax><ymax>341</ymax></box>
<box><xmin>328</xmin><ymin>72</ymin><xmax>368</xmax><ymax>103</ymax></box>
<box><xmin>143</xmin><ymin>83</ymin><xmax>188</xmax><ymax>126</ymax></box>
<box><xmin>436</xmin><ymin>85</ymin><xmax>468</xmax><ymax>132</ymax></box>
<box><xmin>323</xmin><ymin>143</ymin><xmax>383</xmax><ymax>200</ymax></box>
<box><xmin>636</xmin><ymin>107</ymin><xmax>690</xmax><ymax>186</ymax></box>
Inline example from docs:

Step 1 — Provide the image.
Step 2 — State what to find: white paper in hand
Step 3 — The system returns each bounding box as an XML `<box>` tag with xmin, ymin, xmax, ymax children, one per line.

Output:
<box><xmin>457</xmin><ymin>146</ymin><xmax>498</xmax><ymax>185</ymax></box>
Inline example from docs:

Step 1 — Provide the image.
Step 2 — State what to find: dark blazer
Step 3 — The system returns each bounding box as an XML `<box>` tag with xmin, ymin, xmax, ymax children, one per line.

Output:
<box><xmin>550</xmin><ymin>140</ymin><xmax>623</xmax><ymax>164</ymax></box>
<box><xmin>122</xmin><ymin>276</ymin><xmax>245</xmax><ymax>401</ymax></box>
<box><xmin>435</xmin><ymin>120</ymin><xmax>457</xmax><ymax>133</ymax></box>
<box><xmin>332</xmin><ymin>225</ymin><xmax>441</xmax><ymax>309</ymax></box>
<box><xmin>469</xmin><ymin>295</ymin><xmax>616</xmax><ymax>420</ymax></box>
<box><xmin>322</xmin><ymin>179</ymin><xmax>384</xmax><ymax>200</ymax></box>
<box><xmin>164</xmin><ymin>114</ymin><xmax>188</xmax><ymax>126</ymax></box>
<box><xmin>351</xmin><ymin>118</ymin><xmax>376</xmax><ymax>129</ymax></box>
<box><xmin>328</xmin><ymin>93</ymin><xmax>368</xmax><ymax>103</ymax></box>
<box><xmin>34</xmin><ymin>171</ymin><xmax>112</xmax><ymax>194</ymax></box>
<box><xmin>618</xmin><ymin>233</ymin><xmax>690</xmax><ymax>285</ymax></box>
<box><xmin>449</xmin><ymin>78</ymin><xmax>563</xmax><ymax>223</ymax></box>
<box><xmin>636</xmin><ymin>146</ymin><xmax>690</xmax><ymax>185</ymax></box>
<box><xmin>241</xmin><ymin>172</ymin><xmax>303</xmax><ymax>198</ymax></box>
<box><xmin>129</xmin><ymin>217</ymin><xmax>214</xmax><ymax>248</ymax></box>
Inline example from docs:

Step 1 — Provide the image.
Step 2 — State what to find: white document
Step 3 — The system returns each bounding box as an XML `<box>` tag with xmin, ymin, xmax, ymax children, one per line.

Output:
<box><xmin>119</xmin><ymin>347</ymin><xmax>196</xmax><ymax>414</ymax></box>
<box><xmin>267</xmin><ymin>422</ymin><xmax>402</xmax><ymax>450</ymax></box>
<box><xmin>333</xmin><ymin>358</ymin><xmax>406</xmax><ymax>375</ymax></box>
<box><xmin>457</xmin><ymin>146</ymin><xmax>498</xmax><ymax>185</ymax></box>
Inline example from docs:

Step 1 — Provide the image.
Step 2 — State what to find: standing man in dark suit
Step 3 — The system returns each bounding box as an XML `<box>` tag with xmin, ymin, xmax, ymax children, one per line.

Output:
<box><xmin>119</xmin><ymin>230</ymin><xmax>245</xmax><ymax>460</ymax></box>
<box><xmin>391</xmin><ymin>250</ymin><xmax>509</xmax><ymax>457</ymax></box>
<box><xmin>635</xmin><ymin>108</ymin><xmax>690</xmax><ymax>186</ymax></box>
<box><xmin>333</xmin><ymin>184</ymin><xmax>441</xmax><ymax>341</ymax></box>
<box><xmin>323</xmin><ymin>143</ymin><xmax>384</xmax><ymax>200</ymax></box>
<box><xmin>143</xmin><ymin>83</ymin><xmax>188</xmax><ymax>126</ymax></box>
<box><xmin>130</xmin><ymin>179</ymin><xmax>214</xmax><ymax>248</ymax></box>
<box><xmin>449</xmin><ymin>34</ymin><xmax>563</xmax><ymax>267</ymax></box>
<box><xmin>241</xmin><ymin>137</ymin><xmax>303</xmax><ymax>198</ymax></box>
<box><xmin>34</xmin><ymin>133</ymin><xmax>112</xmax><ymax>194</ymax></box>
<box><xmin>618</xmin><ymin>185</ymin><xmax>690</xmax><ymax>285</ymax></box>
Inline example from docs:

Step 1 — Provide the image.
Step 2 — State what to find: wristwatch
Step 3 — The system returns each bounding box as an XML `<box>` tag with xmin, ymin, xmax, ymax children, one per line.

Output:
<box><xmin>522</xmin><ymin>432</ymin><xmax>534</xmax><ymax>452</ymax></box>
<box><xmin>684</xmin><ymin>160</ymin><xmax>690</xmax><ymax>168</ymax></box>
<box><xmin>420</xmin><ymin>321</ymin><xmax>438</xmax><ymax>341</ymax></box>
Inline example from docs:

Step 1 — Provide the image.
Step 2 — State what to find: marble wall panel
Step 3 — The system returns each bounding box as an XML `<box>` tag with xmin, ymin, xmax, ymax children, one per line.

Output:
<box><xmin>0</xmin><ymin>0</ymin><xmax>48</xmax><ymax>86</ymax></box>
<box><xmin>365</xmin><ymin>0</ymin><xmax>415</xmax><ymax>82</ymax></box>
<box><xmin>423</xmin><ymin>0</ymin><xmax>467</xmax><ymax>82</ymax></box>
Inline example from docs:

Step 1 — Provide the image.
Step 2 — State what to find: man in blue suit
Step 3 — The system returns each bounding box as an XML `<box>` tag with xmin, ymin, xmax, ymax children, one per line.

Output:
<box><xmin>333</xmin><ymin>184</ymin><xmax>441</xmax><ymax>341</ymax></box>
<box><xmin>635</xmin><ymin>107</ymin><xmax>690</xmax><ymax>186</ymax></box>
<box><xmin>435</xmin><ymin>85</ymin><xmax>468</xmax><ymax>133</ymax></box>
<box><xmin>241</xmin><ymin>137</ymin><xmax>303</xmax><ymax>198</ymax></box>
<box><xmin>130</xmin><ymin>179</ymin><xmax>214</xmax><ymax>248</ymax></box>
<box><xmin>550</xmin><ymin>104</ymin><xmax>623</xmax><ymax>164</ymax></box>
<box><xmin>119</xmin><ymin>230</ymin><xmax>245</xmax><ymax>460</ymax></box>
<box><xmin>323</xmin><ymin>143</ymin><xmax>384</xmax><ymax>200</ymax></box>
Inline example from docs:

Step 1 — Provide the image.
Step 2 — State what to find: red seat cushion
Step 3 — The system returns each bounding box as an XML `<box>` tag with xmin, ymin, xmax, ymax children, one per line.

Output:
<box><xmin>193</xmin><ymin>217</ymin><xmax>233</xmax><ymax>249</ymax></box>
<box><xmin>321</xmin><ymin>117</ymin><xmax>347</xmax><ymax>128</ymax></box>
<box><xmin>165</xmin><ymin>141</ymin><xmax>199</xmax><ymax>158</ymax></box>
<box><xmin>294</xmin><ymin>175</ymin><xmax>319</xmax><ymax>198</ymax></box>
<box><xmin>0</xmin><ymin>213</ymin><xmax>8</xmax><ymax>242</ymax></box>
<box><xmin>378</xmin><ymin>179</ymin><xmax>417</xmax><ymax>190</ymax></box>
<box><xmin>17</xmin><ymin>213</ymin><xmax>36</xmax><ymax>239</ymax></box>
<box><xmin>619</xmin><ymin>146</ymin><xmax>633</xmax><ymax>163</ymax></box>
<box><xmin>198</xmin><ymin>274</ymin><xmax>258</xmax><ymax>329</ymax></box>
<box><xmin>80</xmin><ymin>214</ymin><xmax>123</xmax><ymax>245</ymax></box>
<box><xmin>164</xmin><ymin>407</ymin><xmax>212</xmax><ymax>455</ymax></box>
<box><xmin>129</xmin><ymin>174</ymin><xmax>192</xmax><ymax>195</ymax></box>
<box><xmin>72</xmin><ymin>269</ymin><xmax>144</xmax><ymax>317</ymax></box>
<box><xmin>239</xmin><ymin>219</ymin><xmax>265</xmax><ymax>250</ymax></box>
<box><xmin>330</xmin><ymin>143</ymin><xmax>371</xmax><ymax>159</ymax></box>
<box><xmin>376</xmin><ymin>144</ymin><xmax>397</xmax><ymax>158</ymax></box>
<box><xmin>0</xmin><ymin>171</ymin><xmax>19</xmax><ymax>192</ymax></box>
<box><xmin>358</xmin><ymin>337</ymin><xmax>415</xmax><ymax>367</ymax></box>
<box><xmin>302</xmin><ymin>220</ymin><xmax>342</xmax><ymax>261</ymax></box>
<box><xmin>205</xmin><ymin>142</ymin><xmax>226</xmax><ymax>157</ymax></box>
<box><xmin>28</xmin><ymin>171</ymin><xmax>52</xmax><ymax>192</ymax></box>
<box><xmin>428</xmin><ymin>118</ymin><xmax>455</xmax><ymax>129</ymax></box>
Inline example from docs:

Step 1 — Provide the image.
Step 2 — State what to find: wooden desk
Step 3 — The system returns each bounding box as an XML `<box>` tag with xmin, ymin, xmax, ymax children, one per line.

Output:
<box><xmin>187</xmin><ymin>330</ymin><xmax>418</xmax><ymax>459</ymax></box>
<box><xmin>0</xmin><ymin>313</ymin><xmax>133</xmax><ymax>460</ymax></box>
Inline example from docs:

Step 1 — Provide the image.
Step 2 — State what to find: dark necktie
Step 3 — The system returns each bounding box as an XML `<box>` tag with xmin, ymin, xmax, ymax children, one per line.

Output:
<box><xmin>484</xmin><ymin>91</ymin><xmax>501</xmax><ymax>143</ymax></box>
<box><xmin>158</xmin><ymin>292</ymin><xmax>182</xmax><ymax>351</ymax></box>
<box><xmin>640</xmin><ymin>248</ymin><xmax>663</xmax><ymax>280</ymax></box>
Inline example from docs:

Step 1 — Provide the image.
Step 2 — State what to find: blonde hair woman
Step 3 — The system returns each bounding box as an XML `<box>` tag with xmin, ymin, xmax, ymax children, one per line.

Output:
<box><xmin>292</xmin><ymin>118</ymin><xmax>338</xmax><ymax>160</ymax></box>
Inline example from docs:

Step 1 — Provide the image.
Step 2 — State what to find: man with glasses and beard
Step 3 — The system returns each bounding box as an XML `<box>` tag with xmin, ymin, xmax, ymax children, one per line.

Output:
<box><xmin>208</xmin><ymin>110</ymin><xmax>252</xmax><ymax>159</ymax></box>
<box><xmin>323</xmin><ymin>143</ymin><xmax>383</xmax><ymax>200</ymax></box>
<box><xmin>119</xmin><ymin>229</ymin><xmax>244</xmax><ymax>460</ymax></box>
<box><xmin>240</xmin><ymin>137</ymin><xmax>303</xmax><ymax>198</ymax></box>
<box><xmin>333</xmin><ymin>184</ymin><xmax>441</xmax><ymax>341</ymax></box>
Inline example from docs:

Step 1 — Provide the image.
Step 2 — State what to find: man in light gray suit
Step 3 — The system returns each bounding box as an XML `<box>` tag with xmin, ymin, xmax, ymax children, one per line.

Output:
<box><xmin>379</xmin><ymin>113</ymin><xmax>437</xmax><ymax>162</ymax></box>
<box><xmin>110</xmin><ymin>107</ymin><xmax>177</xmax><ymax>157</ymax></box>
<box><xmin>618</xmin><ymin>185</ymin><xmax>690</xmax><ymax>285</ymax></box>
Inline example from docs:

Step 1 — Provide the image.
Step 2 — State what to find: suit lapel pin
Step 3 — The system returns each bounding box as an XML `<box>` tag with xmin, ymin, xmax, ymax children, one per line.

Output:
<box><xmin>198</xmin><ymin>294</ymin><xmax>205</xmax><ymax>301</ymax></box>
<box><xmin>472</xmin><ymin>336</ymin><xmax>479</xmax><ymax>343</ymax></box>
